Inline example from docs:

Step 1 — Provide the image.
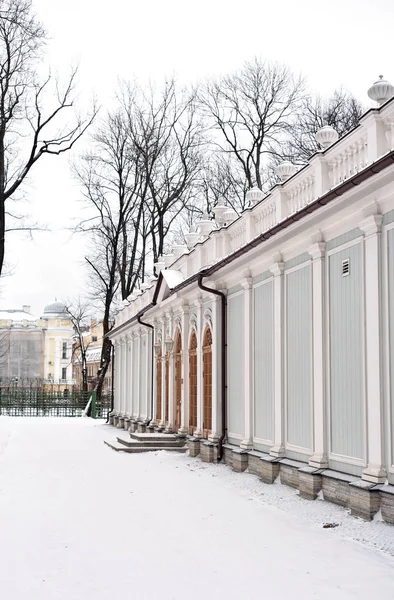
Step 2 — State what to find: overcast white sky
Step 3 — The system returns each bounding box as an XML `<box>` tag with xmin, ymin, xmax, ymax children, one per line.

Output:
<box><xmin>1</xmin><ymin>0</ymin><xmax>393</xmax><ymax>316</ymax></box>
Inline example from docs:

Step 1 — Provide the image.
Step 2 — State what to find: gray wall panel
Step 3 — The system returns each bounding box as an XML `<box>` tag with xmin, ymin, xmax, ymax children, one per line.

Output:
<box><xmin>383</xmin><ymin>210</ymin><xmax>394</xmax><ymax>226</ymax></box>
<box><xmin>284</xmin><ymin>253</ymin><xmax>310</xmax><ymax>270</ymax></box>
<box><xmin>329</xmin><ymin>242</ymin><xmax>364</xmax><ymax>460</ymax></box>
<box><xmin>388</xmin><ymin>229</ymin><xmax>394</xmax><ymax>463</ymax></box>
<box><xmin>227</xmin><ymin>293</ymin><xmax>244</xmax><ymax>436</ymax></box>
<box><xmin>286</xmin><ymin>265</ymin><xmax>312</xmax><ymax>450</ymax></box>
<box><xmin>253</xmin><ymin>281</ymin><xmax>274</xmax><ymax>442</ymax></box>
<box><xmin>326</xmin><ymin>229</ymin><xmax>362</xmax><ymax>251</ymax></box>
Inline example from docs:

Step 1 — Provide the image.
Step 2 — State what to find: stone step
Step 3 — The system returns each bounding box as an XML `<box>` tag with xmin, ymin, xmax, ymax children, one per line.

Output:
<box><xmin>129</xmin><ymin>431</ymin><xmax>179</xmax><ymax>443</ymax></box>
<box><xmin>116</xmin><ymin>436</ymin><xmax>185</xmax><ymax>448</ymax></box>
<box><xmin>104</xmin><ymin>440</ymin><xmax>188</xmax><ymax>454</ymax></box>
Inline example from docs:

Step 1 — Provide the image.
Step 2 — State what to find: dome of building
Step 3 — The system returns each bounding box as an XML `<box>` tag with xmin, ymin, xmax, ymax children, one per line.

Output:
<box><xmin>43</xmin><ymin>300</ymin><xmax>67</xmax><ymax>316</ymax></box>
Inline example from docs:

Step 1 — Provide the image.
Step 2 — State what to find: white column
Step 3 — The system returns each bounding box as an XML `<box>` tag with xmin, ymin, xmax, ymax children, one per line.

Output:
<box><xmin>114</xmin><ymin>340</ymin><xmax>121</xmax><ymax>414</ymax></box>
<box><xmin>209</xmin><ymin>293</ymin><xmax>222</xmax><ymax>442</ymax></box>
<box><xmin>359</xmin><ymin>214</ymin><xmax>386</xmax><ymax>483</ymax></box>
<box><xmin>151</xmin><ymin>321</ymin><xmax>158</xmax><ymax>426</ymax></box>
<box><xmin>54</xmin><ymin>338</ymin><xmax>61</xmax><ymax>382</ymax></box>
<box><xmin>144</xmin><ymin>329</ymin><xmax>150</xmax><ymax>420</ymax></box>
<box><xmin>195</xmin><ymin>298</ymin><xmax>203</xmax><ymax>438</ymax></box>
<box><xmin>125</xmin><ymin>335</ymin><xmax>132</xmax><ymax>417</ymax></box>
<box><xmin>167</xmin><ymin>353</ymin><xmax>175</xmax><ymax>431</ymax></box>
<box><xmin>308</xmin><ymin>243</ymin><xmax>329</xmax><ymax>468</ymax></box>
<box><xmin>269</xmin><ymin>261</ymin><xmax>286</xmax><ymax>458</ymax></box>
<box><xmin>136</xmin><ymin>330</ymin><xmax>141</xmax><ymax>419</ymax></box>
<box><xmin>130</xmin><ymin>333</ymin><xmax>135</xmax><ymax>418</ymax></box>
<box><xmin>120</xmin><ymin>337</ymin><xmax>127</xmax><ymax>416</ymax></box>
<box><xmin>241</xmin><ymin>276</ymin><xmax>253</xmax><ymax>449</ymax></box>
<box><xmin>160</xmin><ymin>318</ymin><xmax>166</xmax><ymax>427</ymax></box>
<box><xmin>180</xmin><ymin>305</ymin><xmax>190</xmax><ymax>434</ymax></box>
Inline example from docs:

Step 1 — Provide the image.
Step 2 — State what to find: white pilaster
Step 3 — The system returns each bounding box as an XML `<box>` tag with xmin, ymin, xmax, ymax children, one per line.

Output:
<box><xmin>160</xmin><ymin>318</ymin><xmax>166</xmax><ymax>427</ymax></box>
<box><xmin>195</xmin><ymin>298</ymin><xmax>203</xmax><ymax>438</ymax></box>
<box><xmin>114</xmin><ymin>340</ymin><xmax>121</xmax><ymax>414</ymax></box>
<box><xmin>180</xmin><ymin>305</ymin><xmax>190</xmax><ymax>434</ymax></box>
<box><xmin>54</xmin><ymin>338</ymin><xmax>61</xmax><ymax>381</ymax></box>
<box><xmin>125</xmin><ymin>335</ymin><xmax>132</xmax><ymax>417</ymax></box>
<box><xmin>151</xmin><ymin>322</ymin><xmax>159</xmax><ymax>426</ymax></box>
<box><xmin>359</xmin><ymin>214</ymin><xmax>386</xmax><ymax>483</ymax></box>
<box><xmin>241</xmin><ymin>276</ymin><xmax>253</xmax><ymax>449</ymax></box>
<box><xmin>308</xmin><ymin>242</ymin><xmax>329</xmax><ymax>468</ymax></box>
<box><xmin>120</xmin><ymin>337</ymin><xmax>127</xmax><ymax>416</ymax></box>
<box><xmin>130</xmin><ymin>333</ymin><xmax>135</xmax><ymax>418</ymax></box>
<box><xmin>144</xmin><ymin>330</ymin><xmax>151</xmax><ymax>420</ymax></box>
<box><xmin>136</xmin><ymin>329</ymin><xmax>142</xmax><ymax>419</ymax></box>
<box><xmin>269</xmin><ymin>261</ymin><xmax>286</xmax><ymax>458</ymax></box>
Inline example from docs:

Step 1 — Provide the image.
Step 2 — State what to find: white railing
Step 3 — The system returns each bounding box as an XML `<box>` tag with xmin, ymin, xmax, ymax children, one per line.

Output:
<box><xmin>326</xmin><ymin>130</ymin><xmax>368</xmax><ymax>188</ymax></box>
<box><xmin>286</xmin><ymin>172</ymin><xmax>315</xmax><ymax>215</ymax></box>
<box><xmin>115</xmin><ymin>96</ymin><xmax>394</xmax><ymax>325</ymax></box>
<box><xmin>254</xmin><ymin>196</ymin><xmax>277</xmax><ymax>235</ymax></box>
<box><xmin>229</xmin><ymin>221</ymin><xmax>246</xmax><ymax>251</ymax></box>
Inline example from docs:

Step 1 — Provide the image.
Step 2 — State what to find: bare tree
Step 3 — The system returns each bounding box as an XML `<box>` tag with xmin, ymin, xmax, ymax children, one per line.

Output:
<box><xmin>64</xmin><ymin>299</ymin><xmax>91</xmax><ymax>393</ymax></box>
<box><xmin>122</xmin><ymin>79</ymin><xmax>203</xmax><ymax>263</ymax></box>
<box><xmin>0</xmin><ymin>0</ymin><xmax>96</xmax><ymax>277</ymax></box>
<box><xmin>273</xmin><ymin>88</ymin><xmax>363</xmax><ymax>166</ymax></box>
<box><xmin>200</xmin><ymin>58</ymin><xmax>306</xmax><ymax>191</ymax></box>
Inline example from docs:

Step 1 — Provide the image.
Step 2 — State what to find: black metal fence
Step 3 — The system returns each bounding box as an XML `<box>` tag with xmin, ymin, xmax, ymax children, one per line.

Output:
<box><xmin>0</xmin><ymin>388</ymin><xmax>112</xmax><ymax>418</ymax></box>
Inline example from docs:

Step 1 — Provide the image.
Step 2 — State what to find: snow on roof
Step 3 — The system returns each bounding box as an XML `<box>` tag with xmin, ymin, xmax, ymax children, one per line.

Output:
<box><xmin>0</xmin><ymin>310</ymin><xmax>37</xmax><ymax>322</ymax></box>
<box><xmin>161</xmin><ymin>269</ymin><xmax>184</xmax><ymax>289</ymax></box>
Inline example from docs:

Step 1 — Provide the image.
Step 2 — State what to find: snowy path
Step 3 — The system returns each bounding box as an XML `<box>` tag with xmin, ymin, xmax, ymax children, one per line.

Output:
<box><xmin>0</xmin><ymin>418</ymin><xmax>393</xmax><ymax>599</ymax></box>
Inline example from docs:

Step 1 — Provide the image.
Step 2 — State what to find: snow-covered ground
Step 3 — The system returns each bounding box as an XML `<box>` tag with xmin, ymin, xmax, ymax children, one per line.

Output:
<box><xmin>0</xmin><ymin>417</ymin><xmax>393</xmax><ymax>599</ymax></box>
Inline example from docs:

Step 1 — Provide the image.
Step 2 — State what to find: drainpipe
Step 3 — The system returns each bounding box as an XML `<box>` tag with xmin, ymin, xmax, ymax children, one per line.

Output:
<box><xmin>197</xmin><ymin>273</ymin><xmax>227</xmax><ymax>461</ymax></box>
<box><xmin>137</xmin><ymin>314</ymin><xmax>155</xmax><ymax>425</ymax></box>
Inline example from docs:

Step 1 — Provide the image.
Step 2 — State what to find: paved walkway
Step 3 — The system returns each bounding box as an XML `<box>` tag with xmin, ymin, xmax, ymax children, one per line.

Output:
<box><xmin>0</xmin><ymin>418</ymin><xmax>393</xmax><ymax>599</ymax></box>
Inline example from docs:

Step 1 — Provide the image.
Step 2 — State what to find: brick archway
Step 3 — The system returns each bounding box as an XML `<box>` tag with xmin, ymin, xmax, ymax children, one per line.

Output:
<box><xmin>189</xmin><ymin>330</ymin><xmax>197</xmax><ymax>434</ymax></box>
<box><xmin>203</xmin><ymin>326</ymin><xmax>212</xmax><ymax>439</ymax></box>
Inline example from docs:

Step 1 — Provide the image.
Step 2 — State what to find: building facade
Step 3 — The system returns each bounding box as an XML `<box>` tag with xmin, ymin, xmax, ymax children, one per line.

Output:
<box><xmin>108</xmin><ymin>81</ymin><xmax>394</xmax><ymax>523</ymax></box>
<box><xmin>0</xmin><ymin>301</ymin><xmax>74</xmax><ymax>388</ymax></box>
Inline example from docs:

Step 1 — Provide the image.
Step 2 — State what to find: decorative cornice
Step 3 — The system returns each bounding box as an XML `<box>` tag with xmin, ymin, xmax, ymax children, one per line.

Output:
<box><xmin>240</xmin><ymin>277</ymin><xmax>253</xmax><ymax>290</ymax></box>
<box><xmin>307</xmin><ymin>242</ymin><xmax>326</xmax><ymax>260</ymax></box>
<box><xmin>269</xmin><ymin>261</ymin><xmax>284</xmax><ymax>277</ymax></box>
<box><xmin>358</xmin><ymin>214</ymin><xmax>383</xmax><ymax>237</ymax></box>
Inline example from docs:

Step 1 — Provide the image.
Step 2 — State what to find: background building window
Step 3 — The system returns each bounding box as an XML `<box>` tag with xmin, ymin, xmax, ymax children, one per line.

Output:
<box><xmin>62</xmin><ymin>342</ymin><xmax>67</xmax><ymax>359</ymax></box>
<box><xmin>62</xmin><ymin>367</ymin><xmax>67</xmax><ymax>381</ymax></box>
<box><xmin>92</xmin><ymin>336</ymin><xmax>97</xmax><ymax>342</ymax></box>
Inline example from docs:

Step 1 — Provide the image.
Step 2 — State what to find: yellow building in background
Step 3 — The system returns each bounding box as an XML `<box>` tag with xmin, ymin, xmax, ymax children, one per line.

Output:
<box><xmin>0</xmin><ymin>301</ymin><xmax>74</xmax><ymax>389</ymax></box>
<box><xmin>41</xmin><ymin>301</ymin><xmax>74</xmax><ymax>389</ymax></box>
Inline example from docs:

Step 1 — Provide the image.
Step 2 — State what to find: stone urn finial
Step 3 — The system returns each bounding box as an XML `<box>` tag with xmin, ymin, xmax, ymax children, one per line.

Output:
<box><xmin>368</xmin><ymin>75</ymin><xmax>394</xmax><ymax>106</ymax></box>
<box><xmin>184</xmin><ymin>230</ymin><xmax>200</xmax><ymax>249</ymax></box>
<box><xmin>245</xmin><ymin>187</ymin><xmax>264</xmax><ymax>207</ymax></box>
<box><xmin>315</xmin><ymin>125</ymin><xmax>339</xmax><ymax>150</ymax></box>
<box><xmin>222</xmin><ymin>207</ymin><xmax>238</xmax><ymax>224</ymax></box>
<box><xmin>275</xmin><ymin>161</ymin><xmax>297</xmax><ymax>182</ymax></box>
<box><xmin>213</xmin><ymin>202</ymin><xmax>228</xmax><ymax>226</ymax></box>
<box><xmin>199</xmin><ymin>214</ymin><xmax>214</xmax><ymax>237</ymax></box>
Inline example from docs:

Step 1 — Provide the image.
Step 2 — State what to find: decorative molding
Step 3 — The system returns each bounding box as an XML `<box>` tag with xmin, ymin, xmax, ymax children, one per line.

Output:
<box><xmin>358</xmin><ymin>213</ymin><xmax>383</xmax><ymax>237</ymax></box>
<box><xmin>240</xmin><ymin>277</ymin><xmax>253</xmax><ymax>290</ymax></box>
<box><xmin>269</xmin><ymin>261</ymin><xmax>284</xmax><ymax>277</ymax></box>
<box><xmin>307</xmin><ymin>242</ymin><xmax>326</xmax><ymax>260</ymax></box>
